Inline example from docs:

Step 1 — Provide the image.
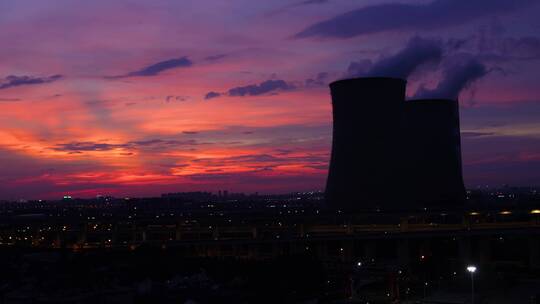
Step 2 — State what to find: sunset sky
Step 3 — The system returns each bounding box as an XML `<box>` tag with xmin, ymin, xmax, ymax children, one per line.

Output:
<box><xmin>1</xmin><ymin>0</ymin><xmax>540</xmax><ymax>200</ymax></box>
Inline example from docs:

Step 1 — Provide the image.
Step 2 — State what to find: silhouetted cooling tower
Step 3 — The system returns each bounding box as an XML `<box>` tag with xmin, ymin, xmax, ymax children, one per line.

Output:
<box><xmin>403</xmin><ymin>99</ymin><xmax>466</xmax><ymax>206</ymax></box>
<box><xmin>325</xmin><ymin>77</ymin><xmax>406</xmax><ymax>211</ymax></box>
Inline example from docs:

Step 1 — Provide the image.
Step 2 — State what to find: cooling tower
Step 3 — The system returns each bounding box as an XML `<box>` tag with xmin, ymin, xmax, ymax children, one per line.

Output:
<box><xmin>325</xmin><ymin>77</ymin><xmax>407</xmax><ymax>211</ymax></box>
<box><xmin>403</xmin><ymin>99</ymin><xmax>466</xmax><ymax>206</ymax></box>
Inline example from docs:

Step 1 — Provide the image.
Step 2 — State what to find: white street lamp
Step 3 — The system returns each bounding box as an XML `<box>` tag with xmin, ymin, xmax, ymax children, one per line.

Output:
<box><xmin>467</xmin><ymin>265</ymin><xmax>477</xmax><ymax>304</ymax></box>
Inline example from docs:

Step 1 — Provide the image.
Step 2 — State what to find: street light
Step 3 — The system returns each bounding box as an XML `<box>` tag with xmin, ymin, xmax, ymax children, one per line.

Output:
<box><xmin>467</xmin><ymin>265</ymin><xmax>477</xmax><ymax>304</ymax></box>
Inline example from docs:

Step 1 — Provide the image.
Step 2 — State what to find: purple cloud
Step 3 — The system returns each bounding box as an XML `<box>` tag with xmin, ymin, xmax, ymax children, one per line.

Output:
<box><xmin>461</xmin><ymin>131</ymin><xmax>496</xmax><ymax>138</ymax></box>
<box><xmin>295</xmin><ymin>0</ymin><xmax>535</xmax><ymax>39</ymax></box>
<box><xmin>53</xmin><ymin>139</ymin><xmax>200</xmax><ymax>153</ymax></box>
<box><xmin>483</xmin><ymin>36</ymin><xmax>540</xmax><ymax>61</ymax></box>
<box><xmin>205</xmin><ymin>79</ymin><xmax>295</xmax><ymax>99</ymax></box>
<box><xmin>205</xmin><ymin>91</ymin><xmax>221</xmax><ymax>100</ymax></box>
<box><xmin>165</xmin><ymin>95</ymin><xmax>190</xmax><ymax>102</ymax></box>
<box><xmin>204</xmin><ymin>54</ymin><xmax>227</xmax><ymax>61</ymax></box>
<box><xmin>113</xmin><ymin>56</ymin><xmax>193</xmax><ymax>78</ymax></box>
<box><xmin>0</xmin><ymin>74</ymin><xmax>62</xmax><ymax>90</ymax></box>
<box><xmin>305</xmin><ymin>72</ymin><xmax>329</xmax><ymax>87</ymax></box>
<box><xmin>228</xmin><ymin>79</ymin><xmax>295</xmax><ymax>96</ymax></box>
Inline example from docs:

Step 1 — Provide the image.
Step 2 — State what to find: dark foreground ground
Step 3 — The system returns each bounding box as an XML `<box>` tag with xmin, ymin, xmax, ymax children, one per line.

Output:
<box><xmin>0</xmin><ymin>247</ymin><xmax>329</xmax><ymax>304</ymax></box>
<box><xmin>1</xmin><ymin>246</ymin><xmax>540</xmax><ymax>304</ymax></box>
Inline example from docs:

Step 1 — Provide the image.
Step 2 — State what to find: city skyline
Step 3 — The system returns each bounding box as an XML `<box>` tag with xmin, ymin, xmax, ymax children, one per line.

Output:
<box><xmin>1</xmin><ymin>0</ymin><xmax>540</xmax><ymax>199</ymax></box>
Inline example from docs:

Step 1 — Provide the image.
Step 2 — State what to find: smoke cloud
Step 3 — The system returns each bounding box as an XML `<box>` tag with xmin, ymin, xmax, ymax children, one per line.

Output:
<box><xmin>353</xmin><ymin>37</ymin><xmax>443</xmax><ymax>79</ymax></box>
<box><xmin>414</xmin><ymin>59</ymin><xmax>488</xmax><ymax>100</ymax></box>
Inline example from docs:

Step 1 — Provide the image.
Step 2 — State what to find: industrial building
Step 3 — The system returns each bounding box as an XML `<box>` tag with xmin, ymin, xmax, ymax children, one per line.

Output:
<box><xmin>325</xmin><ymin>77</ymin><xmax>466</xmax><ymax>211</ymax></box>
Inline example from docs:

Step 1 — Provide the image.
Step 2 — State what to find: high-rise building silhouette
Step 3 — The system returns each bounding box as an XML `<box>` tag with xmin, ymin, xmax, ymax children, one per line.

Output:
<box><xmin>325</xmin><ymin>78</ymin><xmax>466</xmax><ymax>211</ymax></box>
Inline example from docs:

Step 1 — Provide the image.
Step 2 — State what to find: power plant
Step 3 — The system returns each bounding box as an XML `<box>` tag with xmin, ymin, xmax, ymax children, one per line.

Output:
<box><xmin>402</xmin><ymin>99</ymin><xmax>466</xmax><ymax>206</ymax></box>
<box><xmin>325</xmin><ymin>77</ymin><xmax>466</xmax><ymax>211</ymax></box>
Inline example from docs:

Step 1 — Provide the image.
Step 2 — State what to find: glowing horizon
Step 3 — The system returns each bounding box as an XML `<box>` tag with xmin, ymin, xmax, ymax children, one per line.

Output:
<box><xmin>1</xmin><ymin>0</ymin><xmax>540</xmax><ymax>199</ymax></box>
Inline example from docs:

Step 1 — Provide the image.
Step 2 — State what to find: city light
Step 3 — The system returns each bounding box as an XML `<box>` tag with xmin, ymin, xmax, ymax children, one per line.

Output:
<box><xmin>467</xmin><ymin>266</ymin><xmax>477</xmax><ymax>273</ymax></box>
<box><xmin>467</xmin><ymin>265</ymin><xmax>477</xmax><ymax>304</ymax></box>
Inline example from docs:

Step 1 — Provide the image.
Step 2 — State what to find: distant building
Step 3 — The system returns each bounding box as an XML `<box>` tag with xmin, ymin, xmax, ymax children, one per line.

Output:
<box><xmin>161</xmin><ymin>192</ymin><xmax>214</xmax><ymax>202</ymax></box>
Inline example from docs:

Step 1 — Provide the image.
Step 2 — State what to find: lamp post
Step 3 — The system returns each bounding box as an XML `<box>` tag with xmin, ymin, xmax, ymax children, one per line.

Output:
<box><xmin>350</xmin><ymin>261</ymin><xmax>362</xmax><ymax>300</ymax></box>
<box><xmin>466</xmin><ymin>265</ymin><xmax>477</xmax><ymax>304</ymax></box>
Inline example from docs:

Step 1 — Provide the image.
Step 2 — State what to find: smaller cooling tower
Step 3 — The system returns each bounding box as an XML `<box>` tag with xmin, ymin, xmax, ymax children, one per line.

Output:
<box><xmin>403</xmin><ymin>99</ymin><xmax>466</xmax><ymax>206</ymax></box>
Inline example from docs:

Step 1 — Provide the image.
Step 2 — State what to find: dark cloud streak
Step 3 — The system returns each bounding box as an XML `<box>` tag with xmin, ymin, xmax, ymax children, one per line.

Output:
<box><xmin>110</xmin><ymin>57</ymin><xmax>193</xmax><ymax>78</ymax></box>
<box><xmin>0</xmin><ymin>98</ymin><xmax>21</xmax><ymax>102</ymax></box>
<box><xmin>204</xmin><ymin>54</ymin><xmax>227</xmax><ymax>61</ymax></box>
<box><xmin>266</xmin><ymin>0</ymin><xmax>329</xmax><ymax>17</ymax></box>
<box><xmin>0</xmin><ymin>75</ymin><xmax>62</xmax><ymax>90</ymax></box>
<box><xmin>204</xmin><ymin>91</ymin><xmax>221</xmax><ymax>100</ymax></box>
<box><xmin>294</xmin><ymin>0</ymin><xmax>535</xmax><ymax>39</ymax></box>
<box><xmin>204</xmin><ymin>79</ymin><xmax>295</xmax><ymax>99</ymax></box>
<box><xmin>228</xmin><ymin>79</ymin><xmax>295</xmax><ymax>97</ymax></box>
<box><xmin>305</xmin><ymin>72</ymin><xmax>329</xmax><ymax>87</ymax></box>
<box><xmin>53</xmin><ymin>139</ymin><xmax>200</xmax><ymax>153</ymax></box>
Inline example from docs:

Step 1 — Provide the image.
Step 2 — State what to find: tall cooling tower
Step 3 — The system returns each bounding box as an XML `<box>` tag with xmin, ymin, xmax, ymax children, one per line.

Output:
<box><xmin>403</xmin><ymin>99</ymin><xmax>466</xmax><ymax>206</ymax></box>
<box><xmin>325</xmin><ymin>77</ymin><xmax>407</xmax><ymax>211</ymax></box>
